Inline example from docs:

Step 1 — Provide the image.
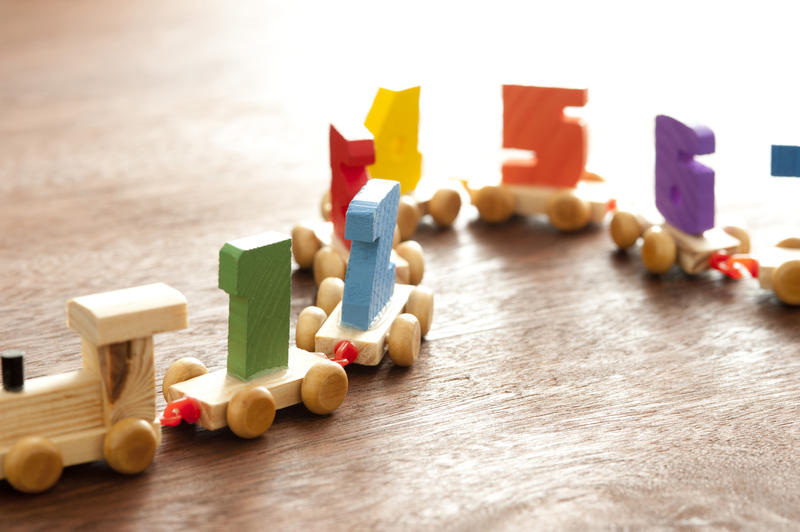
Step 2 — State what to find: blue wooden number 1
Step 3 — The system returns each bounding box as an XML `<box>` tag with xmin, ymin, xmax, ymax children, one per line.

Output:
<box><xmin>341</xmin><ymin>179</ymin><xmax>400</xmax><ymax>330</ymax></box>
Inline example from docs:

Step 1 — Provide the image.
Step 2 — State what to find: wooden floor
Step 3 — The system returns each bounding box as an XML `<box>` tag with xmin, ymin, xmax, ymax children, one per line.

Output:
<box><xmin>1</xmin><ymin>1</ymin><xmax>799</xmax><ymax>529</ymax></box>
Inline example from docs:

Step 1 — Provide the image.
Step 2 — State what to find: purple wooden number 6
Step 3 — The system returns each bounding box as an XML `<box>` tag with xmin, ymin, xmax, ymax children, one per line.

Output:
<box><xmin>655</xmin><ymin>115</ymin><xmax>715</xmax><ymax>235</ymax></box>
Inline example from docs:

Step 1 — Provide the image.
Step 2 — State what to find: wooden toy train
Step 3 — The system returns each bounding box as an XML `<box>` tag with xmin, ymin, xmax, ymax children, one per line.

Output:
<box><xmin>160</xmin><ymin>232</ymin><xmax>348</xmax><ymax>439</ymax></box>
<box><xmin>0</xmin><ymin>283</ymin><xmax>187</xmax><ymax>493</ymax></box>
<box><xmin>5</xmin><ymin>81</ymin><xmax>800</xmax><ymax>497</ymax></box>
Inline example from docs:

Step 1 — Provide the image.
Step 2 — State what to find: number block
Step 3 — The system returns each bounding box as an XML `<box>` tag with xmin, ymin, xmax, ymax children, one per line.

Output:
<box><xmin>219</xmin><ymin>232</ymin><xmax>291</xmax><ymax>380</ymax></box>
<box><xmin>365</xmin><ymin>86</ymin><xmax>423</xmax><ymax>194</ymax></box>
<box><xmin>330</xmin><ymin>124</ymin><xmax>375</xmax><ymax>248</ymax></box>
<box><xmin>502</xmin><ymin>85</ymin><xmax>588</xmax><ymax>188</ymax></box>
<box><xmin>655</xmin><ymin>115</ymin><xmax>715</xmax><ymax>235</ymax></box>
<box><xmin>771</xmin><ymin>145</ymin><xmax>800</xmax><ymax>177</ymax></box>
<box><xmin>341</xmin><ymin>179</ymin><xmax>401</xmax><ymax>330</ymax></box>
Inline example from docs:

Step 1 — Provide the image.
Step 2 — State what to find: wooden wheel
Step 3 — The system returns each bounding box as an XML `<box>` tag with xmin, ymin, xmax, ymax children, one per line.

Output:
<box><xmin>388</xmin><ymin>313</ymin><xmax>421</xmax><ymax>367</ymax></box>
<box><xmin>722</xmin><ymin>225</ymin><xmax>750</xmax><ymax>254</ymax></box>
<box><xmin>610</xmin><ymin>211</ymin><xmax>642</xmax><ymax>249</ymax></box>
<box><xmin>291</xmin><ymin>224</ymin><xmax>322</xmax><ymax>269</ymax></box>
<box><xmin>429</xmin><ymin>188</ymin><xmax>461</xmax><ymax>227</ymax></box>
<box><xmin>313</xmin><ymin>247</ymin><xmax>346</xmax><ymax>286</ymax></box>
<box><xmin>772</xmin><ymin>260</ymin><xmax>800</xmax><ymax>305</ymax></box>
<box><xmin>777</xmin><ymin>237</ymin><xmax>800</xmax><ymax>250</ymax></box>
<box><xmin>397</xmin><ymin>196</ymin><xmax>422</xmax><ymax>240</ymax></box>
<box><xmin>546</xmin><ymin>189</ymin><xmax>590</xmax><ymax>231</ymax></box>
<box><xmin>641</xmin><ymin>227</ymin><xmax>677</xmax><ymax>274</ymax></box>
<box><xmin>301</xmin><ymin>361</ymin><xmax>348</xmax><ymax>415</ymax></box>
<box><xmin>473</xmin><ymin>186</ymin><xmax>514</xmax><ymax>223</ymax></box>
<box><xmin>227</xmin><ymin>386</ymin><xmax>276</xmax><ymax>439</ymax></box>
<box><xmin>316</xmin><ymin>277</ymin><xmax>344</xmax><ymax>315</ymax></box>
<box><xmin>405</xmin><ymin>286</ymin><xmax>434</xmax><ymax>337</ymax></box>
<box><xmin>395</xmin><ymin>240</ymin><xmax>425</xmax><ymax>285</ymax></box>
<box><xmin>296</xmin><ymin>306</ymin><xmax>328</xmax><ymax>352</ymax></box>
<box><xmin>104</xmin><ymin>418</ymin><xmax>158</xmax><ymax>475</ymax></box>
<box><xmin>5</xmin><ymin>436</ymin><xmax>63</xmax><ymax>493</ymax></box>
<box><xmin>163</xmin><ymin>357</ymin><xmax>208</xmax><ymax>401</ymax></box>
<box><xmin>320</xmin><ymin>189</ymin><xmax>331</xmax><ymax>221</ymax></box>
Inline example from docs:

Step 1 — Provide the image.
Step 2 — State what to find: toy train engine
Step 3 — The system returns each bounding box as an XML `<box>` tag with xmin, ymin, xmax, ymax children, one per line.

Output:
<box><xmin>0</xmin><ymin>283</ymin><xmax>188</xmax><ymax>493</ymax></box>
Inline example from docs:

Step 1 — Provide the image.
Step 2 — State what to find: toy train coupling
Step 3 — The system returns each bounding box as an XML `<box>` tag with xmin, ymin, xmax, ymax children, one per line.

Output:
<box><xmin>331</xmin><ymin>340</ymin><xmax>359</xmax><ymax>367</ymax></box>
<box><xmin>605</xmin><ymin>198</ymin><xmax>617</xmax><ymax>213</ymax></box>
<box><xmin>161</xmin><ymin>396</ymin><xmax>202</xmax><ymax>427</ymax></box>
<box><xmin>709</xmin><ymin>251</ymin><xmax>759</xmax><ymax>280</ymax></box>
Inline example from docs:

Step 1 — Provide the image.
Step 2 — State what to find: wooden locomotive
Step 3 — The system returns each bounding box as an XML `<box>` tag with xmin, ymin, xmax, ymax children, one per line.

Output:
<box><xmin>462</xmin><ymin>85</ymin><xmax>614</xmax><ymax>230</ymax></box>
<box><xmin>1</xmin><ymin>283</ymin><xmax>188</xmax><ymax>493</ymax></box>
<box><xmin>297</xmin><ymin>179</ymin><xmax>434</xmax><ymax>368</ymax></box>
<box><xmin>610</xmin><ymin>115</ymin><xmax>749</xmax><ymax>275</ymax></box>
<box><xmin>161</xmin><ymin>232</ymin><xmax>349</xmax><ymax>439</ymax></box>
<box><xmin>292</xmin><ymin>123</ymin><xmax>426</xmax><ymax>287</ymax></box>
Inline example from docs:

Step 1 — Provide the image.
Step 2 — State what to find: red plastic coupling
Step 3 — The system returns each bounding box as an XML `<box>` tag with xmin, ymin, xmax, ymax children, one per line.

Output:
<box><xmin>606</xmin><ymin>198</ymin><xmax>617</xmax><ymax>213</ymax></box>
<box><xmin>709</xmin><ymin>251</ymin><xmax>759</xmax><ymax>280</ymax></box>
<box><xmin>160</xmin><ymin>396</ymin><xmax>202</xmax><ymax>427</ymax></box>
<box><xmin>332</xmin><ymin>340</ymin><xmax>359</xmax><ymax>367</ymax></box>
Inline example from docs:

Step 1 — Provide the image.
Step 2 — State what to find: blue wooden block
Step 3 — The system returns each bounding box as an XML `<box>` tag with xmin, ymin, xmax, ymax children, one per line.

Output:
<box><xmin>341</xmin><ymin>179</ymin><xmax>400</xmax><ymax>330</ymax></box>
<box><xmin>771</xmin><ymin>145</ymin><xmax>800</xmax><ymax>177</ymax></box>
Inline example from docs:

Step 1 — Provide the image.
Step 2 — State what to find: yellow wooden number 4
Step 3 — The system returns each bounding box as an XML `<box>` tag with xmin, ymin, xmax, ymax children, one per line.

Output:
<box><xmin>365</xmin><ymin>86</ymin><xmax>422</xmax><ymax>194</ymax></box>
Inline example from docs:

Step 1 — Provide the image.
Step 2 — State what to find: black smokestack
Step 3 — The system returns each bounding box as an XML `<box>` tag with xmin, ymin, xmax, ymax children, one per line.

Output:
<box><xmin>2</xmin><ymin>350</ymin><xmax>24</xmax><ymax>392</ymax></box>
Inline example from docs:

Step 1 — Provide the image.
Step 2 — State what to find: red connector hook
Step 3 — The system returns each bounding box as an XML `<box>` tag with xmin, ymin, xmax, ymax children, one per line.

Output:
<box><xmin>709</xmin><ymin>251</ymin><xmax>759</xmax><ymax>280</ymax></box>
<box><xmin>160</xmin><ymin>396</ymin><xmax>202</xmax><ymax>427</ymax></box>
<box><xmin>332</xmin><ymin>340</ymin><xmax>359</xmax><ymax>367</ymax></box>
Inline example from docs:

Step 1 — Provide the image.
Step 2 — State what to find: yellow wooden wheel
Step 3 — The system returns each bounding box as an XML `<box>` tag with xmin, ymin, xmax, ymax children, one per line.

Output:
<box><xmin>313</xmin><ymin>247</ymin><xmax>346</xmax><ymax>286</ymax></box>
<box><xmin>316</xmin><ymin>277</ymin><xmax>344</xmax><ymax>315</ymax></box>
<box><xmin>641</xmin><ymin>227</ymin><xmax>677</xmax><ymax>274</ymax></box>
<box><xmin>5</xmin><ymin>436</ymin><xmax>63</xmax><ymax>493</ymax></box>
<box><xmin>163</xmin><ymin>357</ymin><xmax>208</xmax><ymax>401</ymax></box>
<box><xmin>546</xmin><ymin>190</ymin><xmax>590</xmax><ymax>231</ymax></box>
<box><xmin>772</xmin><ymin>260</ymin><xmax>800</xmax><ymax>305</ymax></box>
<box><xmin>296</xmin><ymin>306</ymin><xmax>328</xmax><ymax>352</ymax></box>
<box><xmin>301</xmin><ymin>361</ymin><xmax>348</xmax><ymax>415</ymax></box>
<box><xmin>397</xmin><ymin>196</ymin><xmax>422</xmax><ymax>240</ymax></box>
<box><xmin>405</xmin><ymin>286</ymin><xmax>434</xmax><ymax>337</ymax></box>
<box><xmin>104</xmin><ymin>418</ymin><xmax>158</xmax><ymax>475</ymax></box>
<box><xmin>610</xmin><ymin>211</ymin><xmax>642</xmax><ymax>249</ymax></box>
<box><xmin>473</xmin><ymin>186</ymin><xmax>514</xmax><ymax>223</ymax></box>
<box><xmin>395</xmin><ymin>240</ymin><xmax>425</xmax><ymax>285</ymax></box>
<box><xmin>291</xmin><ymin>224</ymin><xmax>322</xmax><ymax>269</ymax></box>
<box><xmin>777</xmin><ymin>237</ymin><xmax>800</xmax><ymax>250</ymax></box>
<box><xmin>227</xmin><ymin>386</ymin><xmax>276</xmax><ymax>439</ymax></box>
<box><xmin>429</xmin><ymin>188</ymin><xmax>461</xmax><ymax>227</ymax></box>
<box><xmin>388</xmin><ymin>313</ymin><xmax>421</xmax><ymax>367</ymax></box>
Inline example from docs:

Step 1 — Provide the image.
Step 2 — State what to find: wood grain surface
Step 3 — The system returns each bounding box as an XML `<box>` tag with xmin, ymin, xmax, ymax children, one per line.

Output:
<box><xmin>1</xmin><ymin>1</ymin><xmax>799</xmax><ymax>529</ymax></box>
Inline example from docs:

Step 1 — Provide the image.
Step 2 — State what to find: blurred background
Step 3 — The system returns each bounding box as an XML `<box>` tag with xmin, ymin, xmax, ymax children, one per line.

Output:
<box><xmin>2</xmin><ymin>0</ymin><xmax>799</xmax><ymax>228</ymax></box>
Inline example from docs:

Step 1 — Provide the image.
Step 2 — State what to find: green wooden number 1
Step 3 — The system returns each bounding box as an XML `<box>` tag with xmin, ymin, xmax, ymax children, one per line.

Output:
<box><xmin>219</xmin><ymin>231</ymin><xmax>291</xmax><ymax>380</ymax></box>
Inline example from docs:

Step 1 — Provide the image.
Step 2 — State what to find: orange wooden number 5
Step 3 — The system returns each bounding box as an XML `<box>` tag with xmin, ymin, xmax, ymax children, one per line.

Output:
<box><xmin>501</xmin><ymin>85</ymin><xmax>588</xmax><ymax>188</ymax></box>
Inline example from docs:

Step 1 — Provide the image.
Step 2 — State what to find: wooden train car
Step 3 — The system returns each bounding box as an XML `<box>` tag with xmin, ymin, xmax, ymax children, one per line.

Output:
<box><xmin>0</xmin><ymin>283</ymin><xmax>187</xmax><ymax>493</ymax></box>
<box><xmin>463</xmin><ymin>85</ymin><xmax>614</xmax><ymax>231</ymax></box>
<box><xmin>610</xmin><ymin>210</ymin><xmax>749</xmax><ymax>275</ymax></box>
<box><xmin>609</xmin><ymin>115</ymin><xmax>750</xmax><ymax>276</ymax></box>
<box><xmin>297</xmin><ymin>179</ymin><xmax>434</xmax><ymax>369</ymax></box>
<box><xmin>161</xmin><ymin>232</ymin><xmax>348</xmax><ymax>439</ymax></box>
